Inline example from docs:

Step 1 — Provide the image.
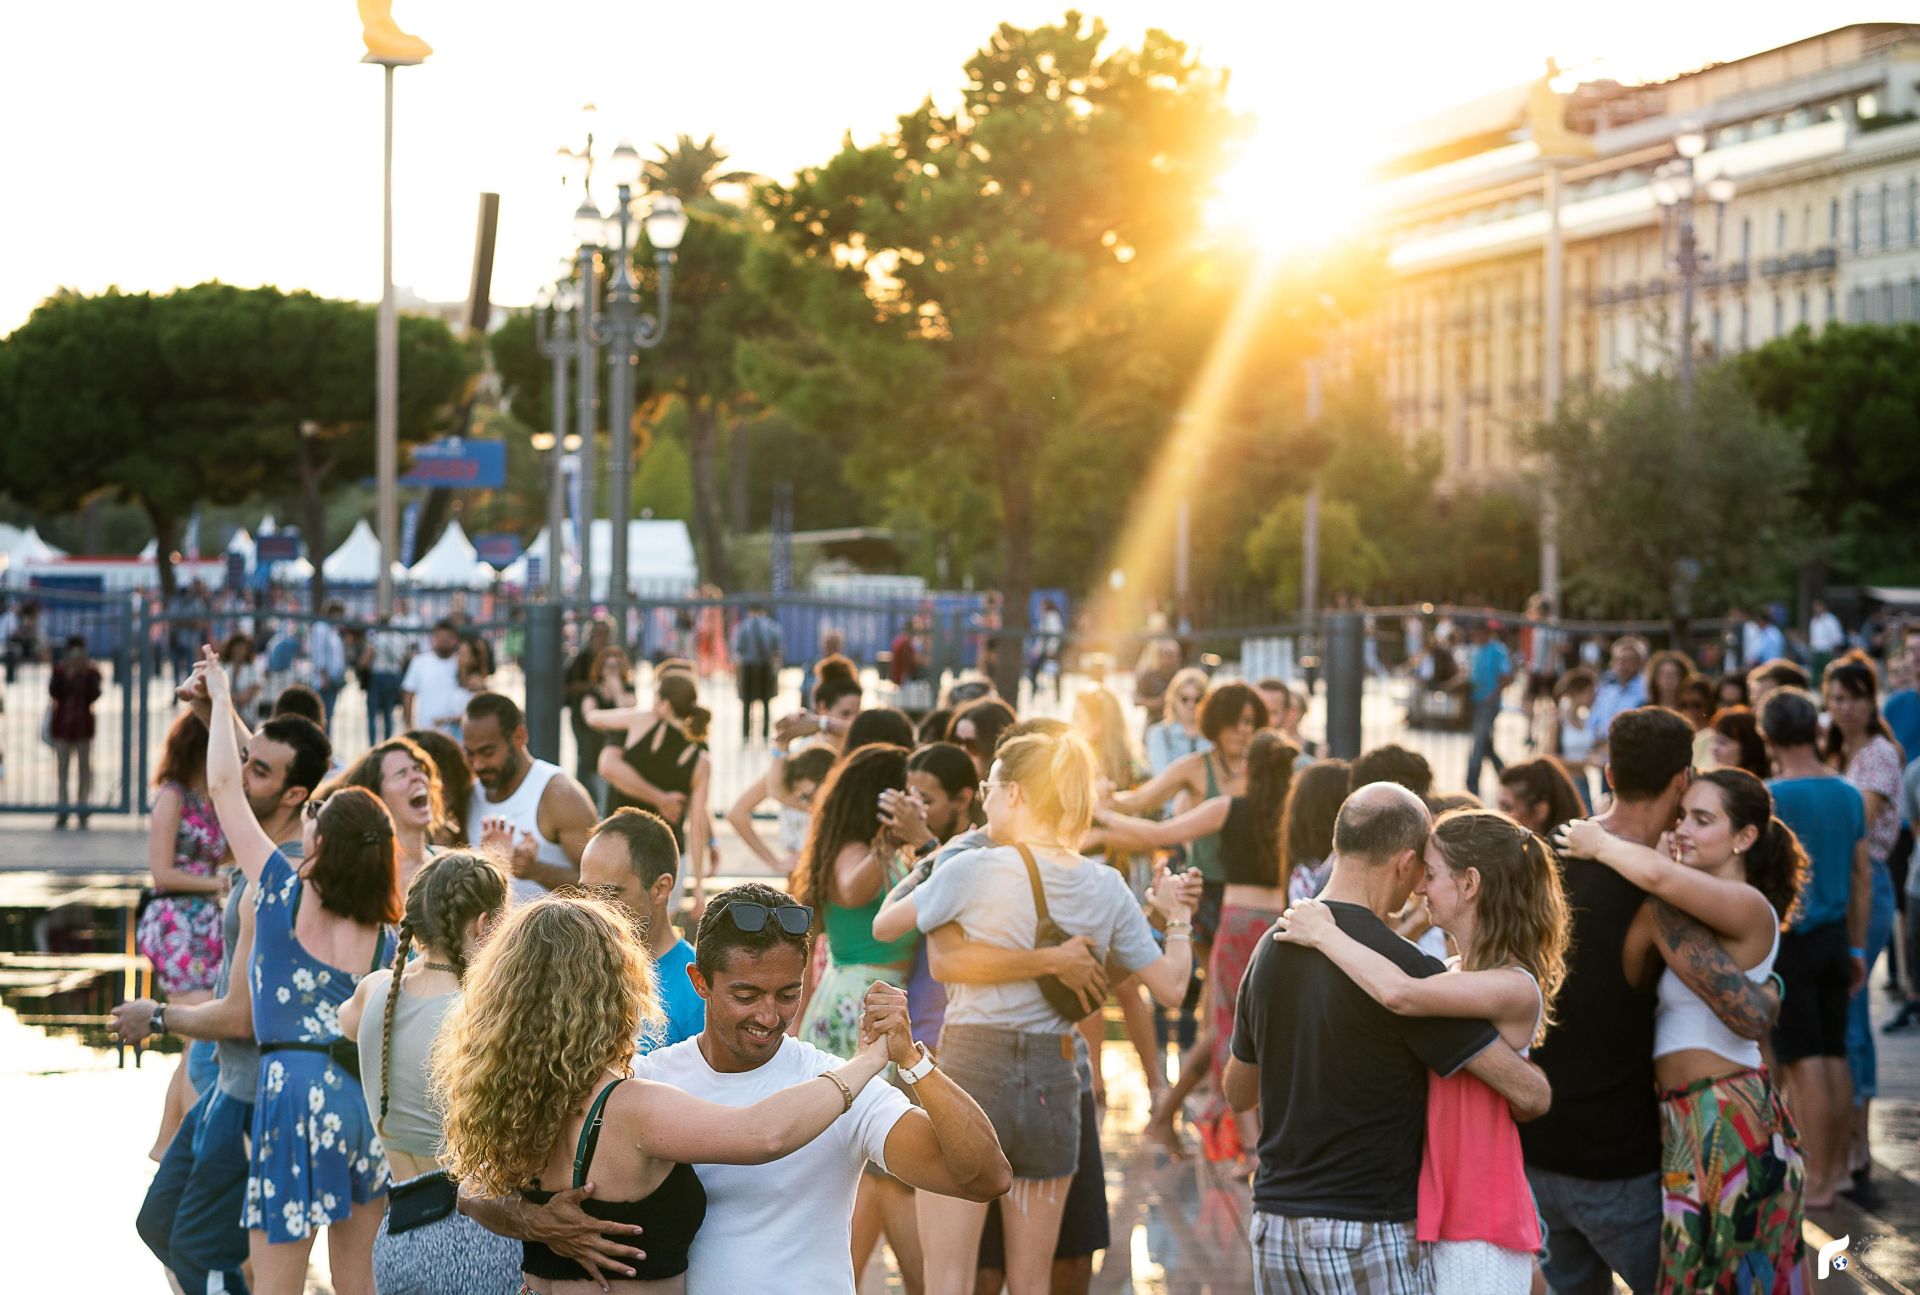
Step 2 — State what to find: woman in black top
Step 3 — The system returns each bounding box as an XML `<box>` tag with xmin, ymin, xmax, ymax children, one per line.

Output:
<box><xmin>595</xmin><ymin>672</ymin><xmax>712</xmax><ymax>911</ymax></box>
<box><xmin>1091</xmin><ymin>730</ymin><xmax>1298</xmax><ymax>1164</ymax></box>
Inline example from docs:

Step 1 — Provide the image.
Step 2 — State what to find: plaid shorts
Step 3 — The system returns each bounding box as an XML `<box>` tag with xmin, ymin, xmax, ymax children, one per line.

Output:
<box><xmin>1250</xmin><ymin>1213</ymin><xmax>1430</xmax><ymax>1295</ymax></box>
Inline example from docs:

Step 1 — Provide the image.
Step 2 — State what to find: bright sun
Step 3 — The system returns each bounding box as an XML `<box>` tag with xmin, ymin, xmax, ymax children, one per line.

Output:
<box><xmin>1207</xmin><ymin>117</ymin><xmax>1377</xmax><ymax>255</ymax></box>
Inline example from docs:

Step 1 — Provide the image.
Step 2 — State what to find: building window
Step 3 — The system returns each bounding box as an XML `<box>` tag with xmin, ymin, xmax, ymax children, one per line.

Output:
<box><xmin>1825</xmin><ymin>288</ymin><xmax>1836</xmax><ymax>323</ymax></box>
<box><xmin>1849</xmin><ymin>287</ymin><xmax>1866</xmax><ymax>322</ymax></box>
<box><xmin>1798</xmin><ymin>292</ymin><xmax>1809</xmax><ymax>326</ymax></box>
<box><xmin>1882</xmin><ymin>281</ymin><xmax>1895</xmax><ymax>321</ymax></box>
<box><xmin>1776</xmin><ymin>209</ymin><xmax>1788</xmax><ymax>250</ymax></box>
<box><xmin>1739</xmin><ymin>301</ymin><xmax>1750</xmax><ymax>348</ymax></box>
<box><xmin>1711</xmin><ymin>306</ymin><xmax>1724</xmax><ymax>353</ymax></box>
<box><xmin>1910</xmin><ymin>178</ymin><xmax>1918</xmax><ymax>245</ymax></box>
<box><xmin>1852</xmin><ymin>191</ymin><xmax>1861</xmax><ymax>253</ymax></box>
<box><xmin>1881</xmin><ymin>183</ymin><xmax>1892</xmax><ymax>248</ymax></box>
<box><xmin>1830</xmin><ymin>197</ymin><xmax>1841</xmax><ymax>241</ymax></box>
<box><xmin>1773</xmin><ymin>295</ymin><xmax>1784</xmax><ymax>336</ymax></box>
<box><xmin>1740</xmin><ymin>217</ymin><xmax>1751</xmax><ymax>263</ymax></box>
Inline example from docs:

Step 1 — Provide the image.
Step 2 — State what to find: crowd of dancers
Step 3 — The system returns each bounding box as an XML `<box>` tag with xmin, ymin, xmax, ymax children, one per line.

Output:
<box><xmin>102</xmin><ymin>604</ymin><xmax>1920</xmax><ymax>1294</ymax></box>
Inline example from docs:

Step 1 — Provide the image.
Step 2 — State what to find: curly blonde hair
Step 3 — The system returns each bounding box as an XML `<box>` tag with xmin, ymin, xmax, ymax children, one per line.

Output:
<box><xmin>431</xmin><ymin>895</ymin><xmax>662</xmax><ymax>1196</ymax></box>
<box><xmin>1430</xmin><ymin>808</ymin><xmax>1570</xmax><ymax>1048</ymax></box>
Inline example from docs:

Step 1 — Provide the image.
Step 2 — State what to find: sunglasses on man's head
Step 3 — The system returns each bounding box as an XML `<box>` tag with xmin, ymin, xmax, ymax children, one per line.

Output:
<box><xmin>725</xmin><ymin>901</ymin><xmax>812</xmax><ymax>936</ymax></box>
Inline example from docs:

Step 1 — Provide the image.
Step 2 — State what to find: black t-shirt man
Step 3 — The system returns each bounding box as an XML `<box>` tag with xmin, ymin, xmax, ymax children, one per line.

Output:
<box><xmin>564</xmin><ymin>646</ymin><xmax>604</xmax><ymax>777</ymax></box>
<box><xmin>1231</xmin><ymin>901</ymin><xmax>1496</xmax><ymax>1221</ymax></box>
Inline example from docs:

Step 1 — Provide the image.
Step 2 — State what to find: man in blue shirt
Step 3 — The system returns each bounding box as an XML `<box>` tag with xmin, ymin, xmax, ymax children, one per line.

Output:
<box><xmin>1586</xmin><ymin>635</ymin><xmax>1649</xmax><ymax>773</ymax></box>
<box><xmin>579</xmin><ymin>807</ymin><xmax>706</xmax><ymax>1052</ymax></box>
<box><xmin>1465</xmin><ymin>618</ymin><xmax>1515</xmax><ymax>797</ymax></box>
<box><xmin>1761</xmin><ymin>687</ymin><xmax>1869</xmax><ymax>1210</ymax></box>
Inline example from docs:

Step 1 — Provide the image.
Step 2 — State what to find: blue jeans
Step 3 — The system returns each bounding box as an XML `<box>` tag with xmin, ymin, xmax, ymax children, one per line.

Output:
<box><xmin>1847</xmin><ymin>859</ymin><xmax>1898</xmax><ymax>1100</ymax></box>
<box><xmin>186</xmin><ymin>1038</ymin><xmax>218</xmax><ymax>1096</ymax></box>
<box><xmin>136</xmin><ymin>1086</ymin><xmax>253</xmax><ymax>1295</ymax></box>
<box><xmin>367</xmin><ymin>670</ymin><xmax>402</xmax><ymax>744</ymax></box>
<box><xmin>1466</xmin><ymin>694</ymin><xmax>1506</xmax><ymax>797</ymax></box>
<box><xmin>1524</xmin><ymin>1165</ymin><xmax>1660</xmax><ymax>1295</ymax></box>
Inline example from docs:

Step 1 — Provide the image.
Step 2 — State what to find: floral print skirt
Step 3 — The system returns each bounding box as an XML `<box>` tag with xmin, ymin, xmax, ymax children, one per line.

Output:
<box><xmin>799</xmin><ymin>960</ymin><xmax>909</xmax><ymax>1060</ymax></box>
<box><xmin>244</xmin><ymin>1050</ymin><xmax>390</xmax><ymax>1243</ymax></box>
<box><xmin>1657</xmin><ymin>1066</ymin><xmax>1804</xmax><ymax>1294</ymax></box>
<box><xmin>137</xmin><ymin>894</ymin><xmax>224</xmax><ymax>995</ymax></box>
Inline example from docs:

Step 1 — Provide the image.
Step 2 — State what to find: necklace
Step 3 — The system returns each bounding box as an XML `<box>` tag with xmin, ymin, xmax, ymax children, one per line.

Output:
<box><xmin>422</xmin><ymin>961</ymin><xmax>460</xmax><ymax>975</ymax></box>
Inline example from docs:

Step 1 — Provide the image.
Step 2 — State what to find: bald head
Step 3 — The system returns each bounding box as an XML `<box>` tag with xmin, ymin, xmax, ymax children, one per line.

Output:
<box><xmin>1333</xmin><ymin>782</ymin><xmax>1432</xmax><ymax>865</ymax></box>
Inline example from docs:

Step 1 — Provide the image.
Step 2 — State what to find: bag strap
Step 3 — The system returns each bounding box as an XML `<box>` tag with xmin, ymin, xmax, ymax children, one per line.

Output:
<box><xmin>572</xmin><ymin>1078</ymin><xmax>626</xmax><ymax>1187</ymax></box>
<box><xmin>1014</xmin><ymin>843</ymin><xmax>1052</xmax><ymax>926</ymax></box>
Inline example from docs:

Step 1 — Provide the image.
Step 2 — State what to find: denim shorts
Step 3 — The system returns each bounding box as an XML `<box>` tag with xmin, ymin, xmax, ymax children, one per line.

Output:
<box><xmin>938</xmin><ymin>1023</ymin><xmax>1081</xmax><ymax>1180</ymax></box>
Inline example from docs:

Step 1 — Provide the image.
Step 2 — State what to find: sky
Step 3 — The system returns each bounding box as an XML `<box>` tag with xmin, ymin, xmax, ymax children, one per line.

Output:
<box><xmin>0</xmin><ymin>2</ymin><xmax>1893</xmax><ymax>335</ymax></box>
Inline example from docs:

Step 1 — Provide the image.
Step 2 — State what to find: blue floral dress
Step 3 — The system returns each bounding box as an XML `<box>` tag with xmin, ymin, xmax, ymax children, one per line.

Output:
<box><xmin>244</xmin><ymin>849</ymin><xmax>397</xmax><ymax>1242</ymax></box>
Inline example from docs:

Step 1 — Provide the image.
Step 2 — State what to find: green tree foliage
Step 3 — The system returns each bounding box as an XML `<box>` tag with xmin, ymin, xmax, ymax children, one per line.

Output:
<box><xmin>1736</xmin><ymin>323</ymin><xmax>1920</xmax><ymax>583</ymax></box>
<box><xmin>0</xmin><ymin>283</ymin><xmax>470</xmax><ymax>602</ymax></box>
<box><xmin>746</xmin><ymin>13</ymin><xmax>1239</xmax><ymax>691</ymax></box>
<box><xmin>1246</xmin><ymin>495</ymin><xmax>1386</xmax><ymax>610</ymax></box>
<box><xmin>1529</xmin><ymin>364</ymin><xmax>1812</xmax><ymax>618</ymax></box>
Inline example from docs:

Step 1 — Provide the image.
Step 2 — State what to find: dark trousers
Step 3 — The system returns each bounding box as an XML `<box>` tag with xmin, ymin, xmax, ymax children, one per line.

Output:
<box><xmin>137</xmin><ymin>1085</ymin><xmax>253</xmax><ymax>1295</ymax></box>
<box><xmin>1466</xmin><ymin>693</ymin><xmax>1506</xmax><ymax>796</ymax></box>
<box><xmin>367</xmin><ymin>670</ymin><xmax>403</xmax><ymax>744</ymax></box>
<box><xmin>738</xmin><ymin>661</ymin><xmax>775</xmax><ymax>739</ymax></box>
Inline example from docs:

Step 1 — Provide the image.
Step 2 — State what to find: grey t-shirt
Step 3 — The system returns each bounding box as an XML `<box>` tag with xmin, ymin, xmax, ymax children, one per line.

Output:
<box><xmin>214</xmin><ymin>839</ymin><xmax>302</xmax><ymax>1102</ymax></box>
<box><xmin>911</xmin><ymin>843</ymin><xmax>1162</xmax><ymax>1032</ymax></box>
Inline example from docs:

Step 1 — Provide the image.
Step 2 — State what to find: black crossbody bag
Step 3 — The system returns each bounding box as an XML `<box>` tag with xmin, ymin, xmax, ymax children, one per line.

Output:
<box><xmin>386</xmin><ymin>1170</ymin><xmax>458</xmax><ymax>1234</ymax></box>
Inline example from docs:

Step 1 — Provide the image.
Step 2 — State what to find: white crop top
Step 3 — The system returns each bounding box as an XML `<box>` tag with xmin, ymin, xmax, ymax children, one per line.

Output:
<box><xmin>1652</xmin><ymin>924</ymin><xmax>1779</xmax><ymax>1068</ymax></box>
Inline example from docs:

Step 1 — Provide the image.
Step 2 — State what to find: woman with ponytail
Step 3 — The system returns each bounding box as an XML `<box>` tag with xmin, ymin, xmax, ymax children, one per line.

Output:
<box><xmin>1090</xmin><ymin>730</ymin><xmax>1298</xmax><ymax>1163</ymax></box>
<box><xmin>1559</xmin><ymin>768</ymin><xmax>1808</xmax><ymax>1291</ymax></box>
<box><xmin>339</xmin><ymin>852</ymin><xmax>518</xmax><ymax>1293</ymax></box>
<box><xmin>873</xmin><ymin>727</ymin><xmax>1201</xmax><ymax>1295</ymax></box>
<box><xmin>599</xmin><ymin>671</ymin><xmax>713</xmax><ymax>912</ymax></box>
<box><xmin>1275</xmin><ymin>810</ymin><xmax>1567</xmax><ymax>1293</ymax></box>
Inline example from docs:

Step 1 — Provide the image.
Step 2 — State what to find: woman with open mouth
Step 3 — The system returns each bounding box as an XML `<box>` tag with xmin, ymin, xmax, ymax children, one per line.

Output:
<box><xmin>330</xmin><ymin>736</ymin><xmax>447</xmax><ymax>894</ymax></box>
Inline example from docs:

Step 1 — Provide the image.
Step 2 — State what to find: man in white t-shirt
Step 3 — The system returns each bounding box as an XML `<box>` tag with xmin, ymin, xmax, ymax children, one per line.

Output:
<box><xmin>400</xmin><ymin>619</ymin><xmax>464</xmax><ymax>735</ymax></box>
<box><xmin>463</xmin><ymin>883</ymin><xmax>1010</xmax><ymax>1291</ymax></box>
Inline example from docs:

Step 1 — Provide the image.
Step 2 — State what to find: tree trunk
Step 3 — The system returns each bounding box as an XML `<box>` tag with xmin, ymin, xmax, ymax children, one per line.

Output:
<box><xmin>991</xmin><ymin>445</ymin><xmax>1035</xmax><ymax>702</ymax></box>
<box><xmin>728</xmin><ymin>416</ymin><xmax>751</xmax><ymax>534</ymax></box>
<box><xmin>687</xmin><ymin>399</ymin><xmax>733</xmax><ymax>589</ymax></box>
<box><xmin>147</xmin><ymin>506</ymin><xmax>181</xmax><ymax>602</ymax></box>
<box><xmin>295</xmin><ymin>437</ymin><xmax>329</xmax><ymax>613</ymax></box>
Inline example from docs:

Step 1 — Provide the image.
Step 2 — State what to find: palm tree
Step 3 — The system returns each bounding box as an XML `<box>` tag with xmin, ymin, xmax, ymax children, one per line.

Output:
<box><xmin>643</xmin><ymin>134</ymin><xmax>756</xmax><ymax>209</ymax></box>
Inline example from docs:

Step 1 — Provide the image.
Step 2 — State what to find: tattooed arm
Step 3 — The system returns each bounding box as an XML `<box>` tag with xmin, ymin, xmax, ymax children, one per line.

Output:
<box><xmin>1637</xmin><ymin>899</ymin><xmax>1780</xmax><ymax>1041</ymax></box>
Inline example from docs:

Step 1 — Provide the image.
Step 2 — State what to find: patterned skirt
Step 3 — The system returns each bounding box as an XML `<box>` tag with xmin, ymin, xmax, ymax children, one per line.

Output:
<box><xmin>1656</xmin><ymin>1067</ymin><xmax>1804</xmax><ymax>1294</ymax></box>
<box><xmin>799</xmin><ymin>960</ymin><xmax>909</xmax><ymax>1060</ymax></box>
<box><xmin>1206</xmin><ymin>905</ymin><xmax>1282</xmax><ymax>1128</ymax></box>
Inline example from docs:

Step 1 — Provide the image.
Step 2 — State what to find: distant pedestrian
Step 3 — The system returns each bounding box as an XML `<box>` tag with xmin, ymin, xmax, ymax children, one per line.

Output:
<box><xmin>49</xmin><ymin>634</ymin><xmax>102</xmax><ymax>830</ymax></box>
<box><xmin>308</xmin><ymin>602</ymin><xmax>349</xmax><ymax>727</ymax></box>
<box><xmin>401</xmin><ymin>620</ymin><xmax>465</xmax><ymax>738</ymax></box>
<box><xmin>565</xmin><ymin>616</ymin><xmax>616</xmax><ymax>803</ymax></box>
<box><xmin>731</xmin><ymin>604</ymin><xmax>784</xmax><ymax>742</ymax></box>
<box><xmin>364</xmin><ymin>616</ymin><xmax>414</xmax><ymax>745</ymax></box>
<box><xmin>1466</xmin><ymin>619</ymin><xmax>1515</xmax><ymax>798</ymax></box>
<box><xmin>1809</xmin><ymin>599</ymin><xmax>1846</xmax><ymax>679</ymax></box>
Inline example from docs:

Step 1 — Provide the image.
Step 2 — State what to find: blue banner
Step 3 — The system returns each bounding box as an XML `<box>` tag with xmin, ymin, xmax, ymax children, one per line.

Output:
<box><xmin>399</xmin><ymin>501</ymin><xmax>423</xmax><ymax>569</ymax></box>
<box><xmin>473</xmin><ymin>532</ymin><xmax>522</xmax><ymax>569</ymax></box>
<box><xmin>256</xmin><ymin>533</ymin><xmax>302</xmax><ymax>563</ymax></box>
<box><xmin>400</xmin><ymin>437</ymin><xmax>507</xmax><ymax>489</ymax></box>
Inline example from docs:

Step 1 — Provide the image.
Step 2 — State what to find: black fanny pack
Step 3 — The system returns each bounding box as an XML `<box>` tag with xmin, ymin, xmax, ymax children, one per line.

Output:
<box><xmin>386</xmin><ymin>1170</ymin><xmax>459</xmax><ymax>1235</ymax></box>
<box><xmin>262</xmin><ymin>1039</ymin><xmax>362</xmax><ymax>1083</ymax></box>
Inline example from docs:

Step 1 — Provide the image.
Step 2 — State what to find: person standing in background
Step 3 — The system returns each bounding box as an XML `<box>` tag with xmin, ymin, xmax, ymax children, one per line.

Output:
<box><xmin>732</xmin><ymin>604</ymin><xmax>785</xmax><ymax>743</ymax></box>
<box><xmin>307</xmin><ymin>602</ymin><xmax>349</xmax><ymax>730</ymax></box>
<box><xmin>1466</xmin><ymin>618</ymin><xmax>1515</xmax><ymax>799</ymax></box>
<box><xmin>49</xmin><ymin>634</ymin><xmax>102</xmax><ymax>830</ymax></box>
<box><xmin>565</xmin><ymin>616</ymin><xmax>615</xmax><ymax>807</ymax></box>
<box><xmin>1809</xmin><ymin>600</ymin><xmax>1846</xmax><ymax>680</ymax></box>
<box><xmin>365</xmin><ymin>615</ymin><xmax>414</xmax><ymax>746</ymax></box>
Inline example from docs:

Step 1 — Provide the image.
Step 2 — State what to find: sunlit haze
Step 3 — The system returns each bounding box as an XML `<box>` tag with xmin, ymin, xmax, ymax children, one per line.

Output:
<box><xmin>0</xmin><ymin>1</ymin><xmax>1888</xmax><ymax>331</ymax></box>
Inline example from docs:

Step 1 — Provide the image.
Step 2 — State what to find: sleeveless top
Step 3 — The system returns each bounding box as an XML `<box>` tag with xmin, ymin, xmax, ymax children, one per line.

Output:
<box><xmin>520</xmin><ymin>1079</ymin><xmax>707</xmax><ymax>1281</ymax></box>
<box><xmin>1217</xmin><ymin>798</ymin><xmax>1281</xmax><ymax>889</ymax></box>
<box><xmin>1186</xmin><ymin>754</ymin><xmax>1225</xmax><ymax>883</ymax></box>
<box><xmin>823</xmin><ymin>854</ymin><xmax>918</xmax><ymax>967</ymax></box>
<box><xmin>610</xmin><ymin>721</ymin><xmax>698</xmax><ymax>839</ymax></box>
<box><xmin>1519</xmin><ymin>857</ymin><xmax>1660</xmax><ymax>1179</ymax></box>
<box><xmin>466</xmin><ymin>759</ymin><xmax>572</xmax><ymax>905</ymax></box>
<box><xmin>354</xmin><ymin>973</ymin><xmax>458</xmax><ymax>1157</ymax></box>
<box><xmin>1419</xmin><ymin>965</ymin><xmax>1543</xmax><ymax>1252</ymax></box>
<box><xmin>1654</xmin><ymin>923</ymin><xmax>1779</xmax><ymax>1069</ymax></box>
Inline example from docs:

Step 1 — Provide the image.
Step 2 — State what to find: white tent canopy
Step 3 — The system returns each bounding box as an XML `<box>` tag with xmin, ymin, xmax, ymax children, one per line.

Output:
<box><xmin>406</xmin><ymin>521</ymin><xmax>492</xmax><ymax>588</ymax></box>
<box><xmin>1</xmin><ymin>525</ymin><xmax>66</xmax><ymax>567</ymax></box>
<box><xmin>226</xmin><ymin>527</ymin><xmax>255</xmax><ymax>565</ymax></box>
<box><xmin>587</xmin><ymin>520</ymin><xmax>698</xmax><ymax>597</ymax></box>
<box><xmin>323</xmin><ymin>519</ymin><xmax>405</xmax><ymax>584</ymax></box>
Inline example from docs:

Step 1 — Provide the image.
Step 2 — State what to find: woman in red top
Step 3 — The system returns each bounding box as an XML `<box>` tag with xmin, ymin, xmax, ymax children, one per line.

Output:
<box><xmin>1273</xmin><ymin>809</ymin><xmax>1569</xmax><ymax>1295</ymax></box>
<box><xmin>49</xmin><ymin>634</ymin><xmax>103</xmax><ymax>829</ymax></box>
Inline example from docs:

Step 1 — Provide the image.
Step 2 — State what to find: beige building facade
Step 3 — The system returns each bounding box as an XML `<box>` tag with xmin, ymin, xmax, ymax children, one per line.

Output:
<box><xmin>1342</xmin><ymin>23</ymin><xmax>1920</xmax><ymax>475</ymax></box>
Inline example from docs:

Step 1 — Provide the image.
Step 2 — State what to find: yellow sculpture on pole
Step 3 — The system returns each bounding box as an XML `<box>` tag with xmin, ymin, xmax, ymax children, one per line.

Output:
<box><xmin>358</xmin><ymin>0</ymin><xmax>431</xmax><ymax>66</ymax></box>
<box><xmin>1528</xmin><ymin>60</ymin><xmax>1593</xmax><ymax>161</ymax></box>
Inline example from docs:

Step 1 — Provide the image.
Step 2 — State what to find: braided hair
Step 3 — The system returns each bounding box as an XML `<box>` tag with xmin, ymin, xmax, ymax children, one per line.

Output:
<box><xmin>379</xmin><ymin>850</ymin><xmax>509</xmax><ymax>1135</ymax></box>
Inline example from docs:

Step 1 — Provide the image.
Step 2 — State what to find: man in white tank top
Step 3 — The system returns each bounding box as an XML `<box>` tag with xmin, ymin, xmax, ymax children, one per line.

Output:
<box><xmin>462</xmin><ymin>692</ymin><xmax>598</xmax><ymax>901</ymax></box>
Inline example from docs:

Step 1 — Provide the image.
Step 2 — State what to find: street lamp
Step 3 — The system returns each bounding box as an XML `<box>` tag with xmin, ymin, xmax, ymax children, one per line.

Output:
<box><xmin>1651</xmin><ymin>124</ymin><xmax>1736</xmax><ymax>396</ymax></box>
<box><xmin>578</xmin><ymin>140</ymin><xmax>684</xmax><ymax>615</ymax></box>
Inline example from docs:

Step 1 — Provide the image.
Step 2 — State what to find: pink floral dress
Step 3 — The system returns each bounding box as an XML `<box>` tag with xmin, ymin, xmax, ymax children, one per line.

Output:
<box><xmin>135</xmin><ymin>784</ymin><xmax>228</xmax><ymax>994</ymax></box>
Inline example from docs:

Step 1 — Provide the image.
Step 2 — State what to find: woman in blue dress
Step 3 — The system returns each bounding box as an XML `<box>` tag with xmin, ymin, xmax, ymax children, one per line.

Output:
<box><xmin>199</xmin><ymin>647</ymin><xmax>402</xmax><ymax>1295</ymax></box>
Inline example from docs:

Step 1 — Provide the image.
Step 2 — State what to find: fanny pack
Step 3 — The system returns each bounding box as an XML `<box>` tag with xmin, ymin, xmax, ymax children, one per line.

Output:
<box><xmin>262</xmin><ymin>1039</ymin><xmax>362</xmax><ymax>1083</ymax></box>
<box><xmin>1015</xmin><ymin>843</ymin><xmax>1107</xmax><ymax>1023</ymax></box>
<box><xmin>386</xmin><ymin>1170</ymin><xmax>459</xmax><ymax>1235</ymax></box>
